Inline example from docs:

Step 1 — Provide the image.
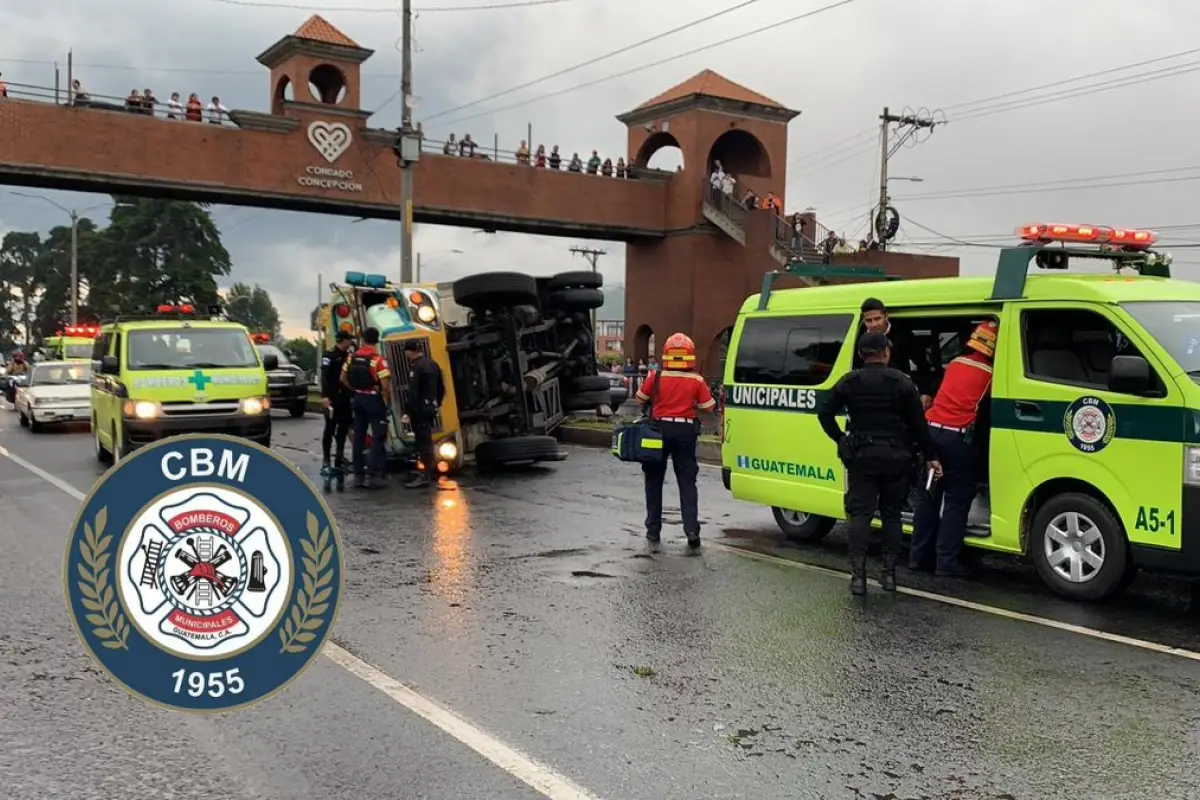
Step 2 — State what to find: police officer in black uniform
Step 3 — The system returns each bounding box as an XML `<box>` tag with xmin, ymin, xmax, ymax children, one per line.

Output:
<box><xmin>818</xmin><ymin>332</ymin><xmax>942</xmax><ymax>596</ymax></box>
<box><xmin>319</xmin><ymin>331</ymin><xmax>355</xmax><ymax>482</ymax></box>
<box><xmin>400</xmin><ymin>340</ymin><xmax>444</xmax><ymax>489</ymax></box>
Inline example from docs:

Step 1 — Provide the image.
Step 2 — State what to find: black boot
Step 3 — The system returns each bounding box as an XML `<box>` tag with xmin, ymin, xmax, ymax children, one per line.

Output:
<box><xmin>686</xmin><ymin>532</ymin><xmax>701</xmax><ymax>549</ymax></box>
<box><xmin>849</xmin><ymin>558</ymin><xmax>867</xmax><ymax>596</ymax></box>
<box><xmin>880</xmin><ymin>555</ymin><xmax>897</xmax><ymax>592</ymax></box>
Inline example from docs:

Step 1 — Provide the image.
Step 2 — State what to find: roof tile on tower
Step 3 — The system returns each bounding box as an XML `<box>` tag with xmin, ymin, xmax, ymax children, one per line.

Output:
<box><xmin>293</xmin><ymin>14</ymin><xmax>360</xmax><ymax>48</ymax></box>
<box><xmin>635</xmin><ymin>69</ymin><xmax>784</xmax><ymax>111</ymax></box>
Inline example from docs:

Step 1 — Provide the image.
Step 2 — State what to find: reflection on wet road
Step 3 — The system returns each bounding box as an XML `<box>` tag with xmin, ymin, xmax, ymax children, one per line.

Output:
<box><xmin>3</xmin><ymin>411</ymin><xmax>1200</xmax><ymax>799</ymax></box>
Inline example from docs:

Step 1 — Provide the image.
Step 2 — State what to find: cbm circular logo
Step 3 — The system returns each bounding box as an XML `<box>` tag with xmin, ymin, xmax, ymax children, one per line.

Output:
<box><xmin>63</xmin><ymin>434</ymin><xmax>343</xmax><ymax>712</ymax></box>
<box><xmin>1063</xmin><ymin>396</ymin><xmax>1117</xmax><ymax>453</ymax></box>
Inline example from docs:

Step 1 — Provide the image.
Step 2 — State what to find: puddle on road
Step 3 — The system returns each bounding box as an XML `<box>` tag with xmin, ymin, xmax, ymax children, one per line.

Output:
<box><xmin>570</xmin><ymin>570</ymin><xmax>618</xmax><ymax>579</ymax></box>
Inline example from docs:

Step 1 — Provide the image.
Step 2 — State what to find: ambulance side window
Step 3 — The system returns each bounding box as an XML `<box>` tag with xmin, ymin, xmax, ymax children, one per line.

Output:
<box><xmin>733</xmin><ymin>314</ymin><xmax>853</xmax><ymax>386</ymax></box>
<box><xmin>91</xmin><ymin>334</ymin><xmax>109</xmax><ymax>361</ymax></box>
<box><xmin>1023</xmin><ymin>308</ymin><xmax>1160</xmax><ymax>393</ymax></box>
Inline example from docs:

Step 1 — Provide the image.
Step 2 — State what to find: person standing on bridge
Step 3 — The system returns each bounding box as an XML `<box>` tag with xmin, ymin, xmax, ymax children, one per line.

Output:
<box><xmin>819</xmin><ymin>332</ymin><xmax>940</xmax><ymax>595</ymax></box>
<box><xmin>342</xmin><ymin>327</ymin><xmax>392</xmax><ymax>489</ymax></box>
<box><xmin>635</xmin><ymin>333</ymin><xmax>716</xmax><ymax>549</ymax></box>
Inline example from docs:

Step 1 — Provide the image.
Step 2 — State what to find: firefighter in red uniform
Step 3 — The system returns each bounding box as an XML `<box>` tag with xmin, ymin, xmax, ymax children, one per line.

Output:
<box><xmin>909</xmin><ymin>320</ymin><xmax>998</xmax><ymax>577</ymax></box>
<box><xmin>635</xmin><ymin>333</ymin><xmax>716</xmax><ymax>548</ymax></box>
<box><xmin>341</xmin><ymin>326</ymin><xmax>393</xmax><ymax>489</ymax></box>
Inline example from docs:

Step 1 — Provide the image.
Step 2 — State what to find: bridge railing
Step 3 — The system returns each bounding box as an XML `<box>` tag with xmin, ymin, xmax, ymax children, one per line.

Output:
<box><xmin>702</xmin><ymin>181</ymin><xmax>748</xmax><ymax>227</ymax></box>
<box><xmin>773</xmin><ymin>214</ymin><xmax>830</xmax><ymax>261</ymax></box>
<box><xmin>0</xmin><ymin>78</ymin><xmax>677</xmax><ymax>183</ymax></box>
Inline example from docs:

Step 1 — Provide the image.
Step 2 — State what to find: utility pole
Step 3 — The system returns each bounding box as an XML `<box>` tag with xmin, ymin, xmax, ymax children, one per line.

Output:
<box><xmin>569</xmin><ymin>246</ymin><xmax>606</xmax><ymax>349</ymax></box>
<box><xmin>415</xmin><ymin>252</ymin><xmax>421</xmax><ymax>283</ymax></box>
<box><xmin>69</xmin><ymin>210</ymin><xmax>78</xmax><ymax>325</ymax></box>
<box><xmin>397</xmin><ymin>0</ymin><xmax>419</xmax><ymax>283</ymax></box>
<box><xmin>877</xmin><ymin>106</ymin><xmax>937</xmax><ymax>252</ymax></box>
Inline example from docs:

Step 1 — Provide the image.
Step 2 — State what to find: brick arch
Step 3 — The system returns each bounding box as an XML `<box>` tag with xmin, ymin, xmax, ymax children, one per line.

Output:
<box><xmin>634</xmin><ymin>131</ymin><xmax>683</xmax><ymax>171</ymax></box>
<box><xmin>307</xmin><ymin>63</ymin><xmax>348</xmax><ymax>104</ymax></box>
<box><xmin>707</xmin><ymin>129</ymin><xmax>770</xmax><ymax>179</ymax></box>
<box><xmin>274</xmin><ymin>75</ymin><xmax>293</xmax><ymax>110</ymax></box>
<box><xmin>703</xmin><ymin>326</ymin><xmax>733</xmax><ymax>381</ymax></box>
<box><xmin>633</xmin><ymin>324</ymin><xmax>655</xmax><ymax>362</ymax></box>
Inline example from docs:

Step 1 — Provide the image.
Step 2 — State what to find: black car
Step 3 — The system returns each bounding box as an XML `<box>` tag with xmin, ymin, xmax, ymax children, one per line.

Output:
<box><xmin>255</xmin><ymin>344</ymin><xmax>309</xmax><ymax>417</ymax></box>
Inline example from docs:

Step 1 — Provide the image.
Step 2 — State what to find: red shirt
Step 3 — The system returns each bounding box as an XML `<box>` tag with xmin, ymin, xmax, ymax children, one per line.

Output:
<box><xmin>636</xmin><ymin>370</ymin><xmax>715</xmax><ymax>420</ymax></box>
<box><xmin>926</xmin><ymin>351</ymin><xmax>992</xmax><ymax>429</ymax></box>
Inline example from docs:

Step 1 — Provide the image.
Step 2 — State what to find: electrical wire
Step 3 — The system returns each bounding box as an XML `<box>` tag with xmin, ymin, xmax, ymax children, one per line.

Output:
<box><xmin>421</xmin><ymin>0</ymin><xmax>767</xmax><ymax>121</ymax></box>
<box><xmin>891</xmin><ymin>165</ymin><xmax>1200</xmax><ymax>202</ymax></box>
<box><xmin>428</xmin><ymin>0</ymin><xmax>862</xmax><ymax>129</ymax></box>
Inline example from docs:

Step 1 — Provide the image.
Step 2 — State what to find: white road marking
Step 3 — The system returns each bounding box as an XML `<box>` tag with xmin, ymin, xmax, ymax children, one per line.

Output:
<box><xmin>710</xmin><ymin>541</ymin><xmax>1200</xmax><ymax>664</ymax></box>
<box><xmin>0</xmin><ymin>442</ymin><xmax>603</xmax><ymax>800</ymax></box>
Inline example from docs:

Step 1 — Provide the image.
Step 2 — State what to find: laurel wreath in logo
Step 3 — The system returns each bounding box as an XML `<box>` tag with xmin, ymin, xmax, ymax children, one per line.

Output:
<box><xmin>278</xmin><ymin>511</ymin><xmax>335</xmax><ymax>654</ymax></box>
<box><xmin>76</xmin><ymin>507</ymin><xmax>130</xmax><ymax>651</ymax></box>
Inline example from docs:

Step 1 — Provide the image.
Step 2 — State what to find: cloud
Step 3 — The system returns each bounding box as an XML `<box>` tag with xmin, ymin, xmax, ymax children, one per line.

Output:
<box><xmin>2</xmin><ymin>0</ymin><xmax>1199</xmax><ymax>340</ymax></box>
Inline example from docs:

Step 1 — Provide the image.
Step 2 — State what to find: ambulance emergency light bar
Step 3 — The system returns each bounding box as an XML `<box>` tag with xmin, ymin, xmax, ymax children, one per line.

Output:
<box><xmin>57</xmin><ymin>324</ymin><xmax>100</xmax><ymax>337</ymax></box>
<box><xmin>1017</xmin><ymin>223</ymin><xmax>1158</xmax><ymax>250</ymax></box>
<box><xmin>250</xmin><ymin>333</ymin><xmax>272</xmax><ymax>344</ymax></box>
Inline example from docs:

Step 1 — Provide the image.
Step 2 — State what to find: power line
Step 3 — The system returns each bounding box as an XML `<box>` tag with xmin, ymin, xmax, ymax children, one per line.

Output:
<box><xmin>790</xmin><ymin>46</ymin><xmax>1200</xmax><ymax>177</ymax></box>
<box><xmin>892</xmin><ymin>165</ymin><xmax>1200</xmax><ymax>202</ymax></box>
<box><xmin>429</xmin><ymin>0</ymin><xmax>863</xmax><ymax>129</ymax></box>
<box><xmin>422</xmin><ymin>0</ymin><xmax>766</xmax><ymax>122</ymax></box>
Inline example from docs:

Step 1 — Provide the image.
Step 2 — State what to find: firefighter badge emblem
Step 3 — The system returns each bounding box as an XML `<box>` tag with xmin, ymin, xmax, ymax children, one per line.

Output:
<box><xmin>64</xmin><ymin>434</ymin><xmax>343</xmax><ymax>712</ymax></box>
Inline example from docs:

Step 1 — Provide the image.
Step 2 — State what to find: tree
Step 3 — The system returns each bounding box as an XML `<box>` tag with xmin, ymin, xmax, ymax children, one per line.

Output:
<box><xmin>32</xmin><ymin>218</ymin><xmax>101</xmax><ymax>339</ymax></box>
<box><xmin>224</xmin><ymin>283</ymin><xmax>281</xmax><ymax>338</ymax></box>
<box><xmin>0</xmin><ymin>232</ymin><xmax>43</xmax><ymax>343</ymax></box>
<box><xmin>283</xmin><ymin>337</ymin><xmax>318</xmax><ymax>373</ymax></box>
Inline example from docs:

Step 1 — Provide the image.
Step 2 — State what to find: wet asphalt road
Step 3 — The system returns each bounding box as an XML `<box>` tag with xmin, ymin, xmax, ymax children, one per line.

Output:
<box><xmin>3</xmin><ymin>408</ymin><xmax>1200</xmax><ymax>800</ymax></box>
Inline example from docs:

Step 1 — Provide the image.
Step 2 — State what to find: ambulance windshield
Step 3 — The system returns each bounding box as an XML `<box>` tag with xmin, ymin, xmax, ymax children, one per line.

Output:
<box><xmin>1122</xmin><ymin>301</ymin><xmax>1200</xmax><ymax>374</ymax></box>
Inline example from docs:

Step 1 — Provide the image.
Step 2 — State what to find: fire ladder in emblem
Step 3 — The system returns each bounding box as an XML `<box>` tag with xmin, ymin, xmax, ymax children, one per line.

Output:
<box><xmin>195</xmin><ymin>537</ymin><xmax>214</xmax><ymax>606</ymax></box>
<box><xmin>140</xmin><ymin>540</ymin><xmax>164</xmax><ymax>587</ymax></box>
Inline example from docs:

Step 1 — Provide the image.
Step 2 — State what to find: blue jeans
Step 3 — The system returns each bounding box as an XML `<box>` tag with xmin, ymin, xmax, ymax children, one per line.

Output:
<box><xmin>910</xmin><ymin>425</ymin><xmax>978</xmax><ymax>570</ymax></box>
<box><xmin>352</xmin><ymin>393</ymin><xmax>388</xmax><ymax>478</ymax></box>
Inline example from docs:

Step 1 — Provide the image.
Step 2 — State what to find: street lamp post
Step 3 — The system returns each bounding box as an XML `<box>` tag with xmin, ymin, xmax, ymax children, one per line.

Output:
<box><xmin>415</xmin><ymin>249</ymin><xmax>463</xmax><ymax>283</ymax></box>
<box><xmin>12</xmin><ymin>192</ymin><xmax>107</xmax><ymax>325</ymax></box>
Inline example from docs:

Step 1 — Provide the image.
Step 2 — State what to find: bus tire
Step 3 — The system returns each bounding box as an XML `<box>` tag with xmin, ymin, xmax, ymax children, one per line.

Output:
<box><xmin>564</xmin><ymin>390</ymin><xmax>611</xmax><ymax>411</ymax></box>
<box><xmin>453</xmin><ymin>272</ymin><xmax>538</xmax><ymax>310</ymax></box>
<box><xmin>548</xmin><ymin>271</ymin><xmax>603</xmax><ymax>291</ymax></box>
<box><xmin>1030</xmin><ymin>492</ymin><xmax>1129</xmax><ymax>602</ymax></box>
<box><xmin>569</xmin><ymin>375</ymin><xmax>611</xmax><ymax>393</ymax></box>
<box><xmin>475</xmin><ymin>435</ymin><xmax>564</xmax><ymax>468</ymax></box>
<box><xmin>772</xmin><ymin>508</ymin><xmax>836</xmax><ymax>542</ymax></box>
<box><xmin>549</xmin><ymin>288</ymin><xmax>604</xmax><ymax>311</ymax></box>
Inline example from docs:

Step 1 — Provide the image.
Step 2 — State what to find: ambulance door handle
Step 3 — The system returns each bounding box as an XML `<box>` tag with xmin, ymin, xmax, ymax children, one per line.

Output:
<box><xmin>1013</xmin><ymin>401</ymin><xmax>1042</xmax><ymax>420</ymax></box>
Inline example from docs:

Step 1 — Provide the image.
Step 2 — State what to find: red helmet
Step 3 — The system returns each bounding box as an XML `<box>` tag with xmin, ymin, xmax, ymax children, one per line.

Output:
<box><xmin>966</xmin><ymin>320</ymin><xmax>998</xmax><ymax>359</ymax></box>
<box><xmin>661</xmin><ymin>332</ymin><xmax>696</xmax><ymax>370</ymax></box>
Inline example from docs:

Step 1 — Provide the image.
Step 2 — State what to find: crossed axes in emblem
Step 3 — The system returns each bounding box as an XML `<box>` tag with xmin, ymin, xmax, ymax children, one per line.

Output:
<box><xmin>169</xmin><ymin>537</ymin><xmax>239</xmax><ymax>601</ymax></box>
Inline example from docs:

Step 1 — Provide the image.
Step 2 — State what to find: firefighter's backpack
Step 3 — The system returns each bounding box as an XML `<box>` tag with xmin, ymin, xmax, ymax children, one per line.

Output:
<box><xmin>612</xmin><ymin>368</ymin><xmax>664</xmax><ymax>464</ymax></box>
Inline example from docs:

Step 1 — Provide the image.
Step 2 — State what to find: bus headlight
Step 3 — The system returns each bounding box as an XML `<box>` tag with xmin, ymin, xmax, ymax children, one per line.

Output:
<box><xmin>124</xmin><ymin>400</ymin><xmax>160</xmax><ymax>420</ymax></box>
<box><xmin>416</xmin><ymin>305</ymin><xmax>437</xmax><ymax>324</ymax></box>
<box><xmin>437</xmin><ymin>440</ymin><xmax>458</xmax><ymax>460</ymax></box>
<box><xmin>241</xmin><ymin>396</ymin><xmax>269</xmax><ymax>416</ymax></box>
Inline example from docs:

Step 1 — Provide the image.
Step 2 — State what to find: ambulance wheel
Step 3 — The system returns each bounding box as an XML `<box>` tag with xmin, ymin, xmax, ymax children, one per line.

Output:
<box><xmin>548</xmin><ymin>271</ymin><xmax>603</xmax><ymax>291</ymax></box>
<box><xmin>549</xmin><ymin>288</ymin><xmax>604</xmax><ymax>311</ymax></box>
<box><xmin>94</xmin><ymin>418</ymin><xmax>112</xmax><ymax>464</ymax></box>
<box><xmin>289</xmin><ymin>401</ymin><xmax>306</xmax><ymax>418</ymax></box>
<box><xmin>772</xmin><ymin>508</ymin><xmax>836</xmax><ymax>542</ymax></box>
<box><xmin>453</xmin><ymin>272</ymin><xmax>538</xmax><ymax>310</ymax></box>
<box><xmin>111</xmin><ymin>424</ymin><xmax>126</xmax><ymax>464</ymax></box>
<box><xmin>1030</xmin><ymin>492</ymin><xmax>1129</xmax><ymax>601</ymax></box>
<box><xmin>564</xmin><ymin>390</ymin><xmax>611</xmax><ymax>412</ymax></box>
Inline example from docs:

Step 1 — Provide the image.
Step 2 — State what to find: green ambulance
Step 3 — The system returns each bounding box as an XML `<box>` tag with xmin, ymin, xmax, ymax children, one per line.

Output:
<box><xmin>91</xmin><ymin>304</ymin><xmax>276</xmax><ymax>464</ymax></box>
<box><xmin>721</xmin><ymin>222</ymin><xmax>1199</xmax><ymax>602</ymax></box>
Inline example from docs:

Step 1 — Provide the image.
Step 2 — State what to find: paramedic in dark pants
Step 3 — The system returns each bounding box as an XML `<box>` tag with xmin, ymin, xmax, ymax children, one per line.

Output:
<box><xmin>400</xmin><ymin>340</ymin><xmax>443</xmax><ymax>489</ymax></box>
<box><xmin>319</xmin><ymin>331</ymin><xmax>355</xmax><ymax>476</ymax></box>
<box><xmin>636</xmin><ymin>332</ymin><xmax>716</xmax><ymax>549</ymax></box>
<box><xmin>341</xmin><ymin>326</ymin><xmax>393</xmax><ymax>489</ymax></box>
<box><xmin>819</xmin><ymin>332</ymin><xmax>940</xmax><ymax>595</ymax></box>
<box><xmin>909</xmin><ymin>321</ymin><xmax>997</xmax><ymax>578</ymax></box>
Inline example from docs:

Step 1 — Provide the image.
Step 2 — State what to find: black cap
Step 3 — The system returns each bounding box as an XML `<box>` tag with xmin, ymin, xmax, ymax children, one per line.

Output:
<box><xmin>335</xmin><ymin>330</ymin><xmax>353</xmax><ymax>342</ymax></box>
<box><xmin>857</xmin><ymin>331</ymin><xmax>891</xmax><ymax>355</ymax></box>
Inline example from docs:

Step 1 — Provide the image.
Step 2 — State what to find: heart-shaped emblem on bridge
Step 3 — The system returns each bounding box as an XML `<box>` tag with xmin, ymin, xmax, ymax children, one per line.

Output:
<box><xmin>307</xmin><ymin>120</ymin><xmax>352</xmax><ymax>163</ymax></box>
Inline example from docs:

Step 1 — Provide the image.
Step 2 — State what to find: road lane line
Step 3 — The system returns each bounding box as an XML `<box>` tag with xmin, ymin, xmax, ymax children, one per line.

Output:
<box><xmin>0</xmin><ymin>443</ymin><xmax>604</xmax><ymax>800</ymax></box>
<box><xmin>710</xmin><ymin>542</ymin><xmax>1200</xmax><ymax>663</ymax></box>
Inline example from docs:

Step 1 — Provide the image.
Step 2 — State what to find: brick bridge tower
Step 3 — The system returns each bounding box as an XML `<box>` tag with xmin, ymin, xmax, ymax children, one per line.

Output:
<box><xmin>257</xmin><ymin>15</ymin><xmax>374</xmax><ymax>120</ymax></box>
<box><xmin>618</xmin><ymin>70</ymin><xmax>800</xmax><ymax>377</ymax></box>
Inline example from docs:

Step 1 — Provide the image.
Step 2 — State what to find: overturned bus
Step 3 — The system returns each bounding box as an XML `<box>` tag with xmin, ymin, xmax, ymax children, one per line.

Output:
<box><xmin>319</xmin><ymin>269</ymin><xmax>608</xmax><ymax>474</ymax></box>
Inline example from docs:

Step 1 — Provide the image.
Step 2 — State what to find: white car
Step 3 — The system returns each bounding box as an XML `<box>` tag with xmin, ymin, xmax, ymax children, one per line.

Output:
<box><xmin>16</xmin><ymin>361</ymin><xmax>93</xmax><ymax>432</ymax></box>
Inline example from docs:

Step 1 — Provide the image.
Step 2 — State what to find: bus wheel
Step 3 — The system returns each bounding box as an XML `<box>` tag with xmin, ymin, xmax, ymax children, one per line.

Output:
<box><xmin>1030</xmin><ymin>492</ymin><xmax>1128</xmax><ymax>601</ymax></box>
<box><xmin>772</xmin><ymin>508</ymin><xmax>835</xmax><ymax>542</ymax></box>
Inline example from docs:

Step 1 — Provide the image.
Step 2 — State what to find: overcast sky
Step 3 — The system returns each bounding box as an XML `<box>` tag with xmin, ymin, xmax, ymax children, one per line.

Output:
<box><xmin>1</xmin><ymin>0</ymin><xmax>1198</xmax><ymax>338</ymax></box>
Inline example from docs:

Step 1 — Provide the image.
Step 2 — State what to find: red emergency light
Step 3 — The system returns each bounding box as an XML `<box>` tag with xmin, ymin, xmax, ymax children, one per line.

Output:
<box><xmin>157</xmin><ymin>304</ymin><xmax>195</xmax><ymax>314</ymax></box>
<box><xmin>334</xmin><ymin>304</ymin><xmax>350</xmax><ymax>318</ymax></box>
<box><xmin>1018</xmin><ymin>223</ymin><xmax>1158</xmax><ymax>250</ymax></box>
<box><xmin>250</xmin><ymin>333</ymin><xmax>272</xmax><ymax>344</ymax></box>
<box><xmin>59</xmin><ymin>324</ymin><xmax>99</xmax><ymax>338</ymax></box>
